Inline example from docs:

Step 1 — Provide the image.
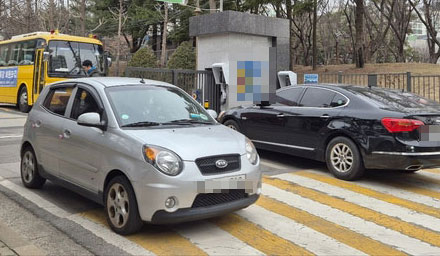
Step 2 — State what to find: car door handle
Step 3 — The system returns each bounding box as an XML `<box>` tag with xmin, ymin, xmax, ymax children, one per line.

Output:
<box><xmin>277</xmin><ymin>114</ymin><xmax>285</xmax><ymax>118</ymax></box>
<box><xmin>320</xmin><ymin>114</ymin><xmax>330</xmax><ymax>119</ymax></box>
<box><xmin>63</xmin><ymin>129</ymin><xmax>71</xmax><ymax>139</ymax></box>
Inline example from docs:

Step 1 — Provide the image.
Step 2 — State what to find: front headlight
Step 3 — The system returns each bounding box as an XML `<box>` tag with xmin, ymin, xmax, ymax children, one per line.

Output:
<box><xmin>245</xmin><ymin>138</ymin><xmax>258</xmax><ymax>165</ymax></box>
<box><xmin>143</xmin><ymin>145</ymin><xmax>183</xmax><ymax>176</ymax></box>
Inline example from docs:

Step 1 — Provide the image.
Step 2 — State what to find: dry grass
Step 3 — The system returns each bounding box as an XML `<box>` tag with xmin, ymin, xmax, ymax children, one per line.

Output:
<box><xmin>293</xmin><ymin>63</ymin><xmax>440</xmax><ymax>75</ymax></box>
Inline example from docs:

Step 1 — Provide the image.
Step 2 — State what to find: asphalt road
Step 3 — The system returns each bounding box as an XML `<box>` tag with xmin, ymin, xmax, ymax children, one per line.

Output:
<box><xmin>1</xmin><ymin>105</ymin><xmax>440</xmax><ymax>255</ymax></box>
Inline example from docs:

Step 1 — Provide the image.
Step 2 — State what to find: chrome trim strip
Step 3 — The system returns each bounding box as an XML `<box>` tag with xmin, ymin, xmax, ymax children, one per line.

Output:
<box><xmin>252</xmin><ymin>140</ymin><xmax>315</xmax><ymax>151</ymax></box>
<box><xmin>372</xmin><ymin>151</ymin><xmax>440</xmax><ymax>156</ymax></box>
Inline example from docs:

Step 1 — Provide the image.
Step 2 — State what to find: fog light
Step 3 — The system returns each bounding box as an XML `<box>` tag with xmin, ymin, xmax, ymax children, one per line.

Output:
<box><xmin>165</xmin><ymin>197</ymin><xmax>177</xmax><ymax>209</ymax></box>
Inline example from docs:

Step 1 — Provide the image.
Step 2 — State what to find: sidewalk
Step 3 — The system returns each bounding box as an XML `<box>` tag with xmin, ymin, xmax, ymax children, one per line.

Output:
<box><xmin>0</xmin><ymin>240</ymin><xmax>17</xmax><ymax>256</ymax></box>
<box><xmin>0</xmin><ymin>221</ymin><xmax>45</xmax><ymax>256</ymax></box>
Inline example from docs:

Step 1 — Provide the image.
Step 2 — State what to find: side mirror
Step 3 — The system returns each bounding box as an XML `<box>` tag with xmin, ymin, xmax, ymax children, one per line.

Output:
<box><xmin>77</xmin><ymin>112</ymin><xmax>106</xmax><ymax>130</ymax></box>
<box><xmin>206</xmin><ymin>109</ymin><xmax>218</xmax><ymax>119</ymax></box>
<box><xmin>43</xmin><ymin>52</ymin><xmax>50</xmax><ymax>62</ymax></box>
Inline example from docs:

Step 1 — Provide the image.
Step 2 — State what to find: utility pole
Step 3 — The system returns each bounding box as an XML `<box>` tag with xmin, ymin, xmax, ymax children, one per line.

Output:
<box><xmin>116</xmin><ymin>0</ymin><xmax>123</xmax><ymax>76</ymax></box>
<box><xmin>160</xmin><ymin>3</ymin><xmax>168</xmax><ymax>67</ymax></box>
<box><xmin>312</xmin><ymin>0</ymin><xmax>317</xmax><ymax>70</ymax></box>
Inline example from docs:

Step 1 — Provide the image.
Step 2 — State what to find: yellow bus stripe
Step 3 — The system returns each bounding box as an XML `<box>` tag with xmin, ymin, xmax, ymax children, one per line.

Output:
<box><xmin>263</xmin><ymin>177</ymin><xmax>440</xmax><ymax>247</ymax></box>
<box><xmin>79</xmin><ymin>209</ymin><xmax>207</xmax><ymax>256</ymax></box>
<box><xmin>257</xmin><ymin>196</ymin><xmax>406</xmax><ymax>256</ymax></box>
<box><xmin>294</xmin><ymin>171</ymin><xmax>440</xmax><ymax>219</ymax></box>
<box><xmin>211</xmin><ymin>214</ymin><xmax>314</xmax><ymax>256</ymax></box>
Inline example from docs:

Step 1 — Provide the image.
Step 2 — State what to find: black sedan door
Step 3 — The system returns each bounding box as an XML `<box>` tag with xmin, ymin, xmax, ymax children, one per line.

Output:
<box><xmin>281</xmin><ymin>87</ymin><xmax>346</xmax><ymax>157</ymax></box>
<box><xmin>241</xmin><ymin>87</ymin><xmax>305</xmax><ymax>145</ymax></box>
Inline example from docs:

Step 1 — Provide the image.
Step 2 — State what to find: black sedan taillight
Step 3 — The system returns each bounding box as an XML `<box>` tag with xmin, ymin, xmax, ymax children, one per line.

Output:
<box><xmin>381</xmin><ymin>118</ymin><xmax>424</xmax><ymax>133</ymax></box>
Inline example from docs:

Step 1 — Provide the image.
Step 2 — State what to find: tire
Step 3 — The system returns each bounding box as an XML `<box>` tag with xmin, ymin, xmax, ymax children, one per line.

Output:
<box><xmin>224</xmin><ymin>120</ymin><xmax>240</xmax><ymax>132</ymax></box>
<box><xmin>18</xmin><ymin>86</ymin><xmax>31</xmax><ymax>113</ymax></box>
<box><xmin>21</xmin><ymin>146</ymin><xmax>46</xmax><ymax>189</ymax></box>
<box><xmin>325</xmin><ymin>136</ymin><xmax>365</xmax><ymax>181</ymax></box>
<box><xmin>104</xmin><ymin>175</ymin><xmax>143</xmax><ymax>235</ymax></box>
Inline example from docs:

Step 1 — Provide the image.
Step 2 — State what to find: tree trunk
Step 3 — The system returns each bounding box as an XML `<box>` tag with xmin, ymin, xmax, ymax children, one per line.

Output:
<box><xmin>152</xmin><ymin>24</ymin><xmax>157</xmax><ymax>51</ymax></box>
<box><xmin>48</xmin><ymin>0</ymin><xmax>55</xmax><ymax>30</ymax></box>
<box><xmin>80</xmin><ymin>0</ymin><xmax>86</xmax><ymax>36</ymax></box>
<box><xmin>25</xmin><ymin>0</ymin><xmax>32</xmax><ymax>32</ymax></box>
<box><xmin>209</xmin><ymin>0</ymin><xmax>216</xmax><ymax>13</ymax></box>
<box><xmin>286</xmin><ymin>0</ymin><xmax>293</xmax><ymax>70</ymax></box>
<box><xmin>115</xmin><ymin>0</ymin><xmax>122</xmax><ymax>76</ymax></box>
<box><xmin>312</xmin><ymin>0</ymin><xmax>317</xmax><ymax>70</ymax></box>
<box><xmin>160</xmin><ymin>3</ymin><xmax>168</xmax><ymax>67</ymax></box>
<box><xmin>354</xmin><ymin>0</ymin><xmax>365</xmax><ymax>68</ymax></box>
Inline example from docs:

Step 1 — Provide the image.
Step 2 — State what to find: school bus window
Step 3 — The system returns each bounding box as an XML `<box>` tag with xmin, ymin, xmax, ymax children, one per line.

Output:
<box><xmin>9</xmin><ymin>43</ymin><xmax>20</xmax><ymax>66</ymax></box>
<box><xmin>0</xmin><ymin>45</ymin><xmax>8</xmax><ymax>66</ymax></box>
<box><xmin>19</xmin><ymin>40</ymin><xmax>36</xmax><ymax>65</ymax></box>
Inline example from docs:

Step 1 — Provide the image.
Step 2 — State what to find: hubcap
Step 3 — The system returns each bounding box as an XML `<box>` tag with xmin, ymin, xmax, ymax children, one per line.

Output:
<box><xmin>330</xmin><ymin>143</ymin><xmax>354</xmax><ymax>173</ymax></box>
<box><xmin>21</xmin><ymin>151</ymin><xmax>35</xmax><ymax>183</ymax></box>
<box><xmin>20</xmin><ymin>90</ymin><xmax>27</xmax><ymax>107</ymax></box>
<box><xmin>227</xmin><ymin>124</ymin><xmax>237</xmax><ymax>130</ymax></box>
<box><xmin>107</xmin><ymin>183</ymin><xmax>130</xmax><ymax>229</ymax></box>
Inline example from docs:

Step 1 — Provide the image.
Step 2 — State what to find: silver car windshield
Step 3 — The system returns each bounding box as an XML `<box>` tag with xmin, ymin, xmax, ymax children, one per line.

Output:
<box><xmin>106</xmin><ymin>85</ymin><xmax>216</xmax><ymax>127</ymax></box>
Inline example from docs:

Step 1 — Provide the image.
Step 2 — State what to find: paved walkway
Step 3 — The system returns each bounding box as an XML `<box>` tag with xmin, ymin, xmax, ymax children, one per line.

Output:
<box><xmin>0</xmin><ymin>240</ymin><xmax>17</xmax><ymax>256</ymax></box>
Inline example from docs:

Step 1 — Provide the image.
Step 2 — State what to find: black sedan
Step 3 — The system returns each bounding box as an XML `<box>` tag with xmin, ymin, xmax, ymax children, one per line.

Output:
<box><xmin>219</xmin><ymin>84</ymin><xmax>440</xmax><ymax>180</ymax></box>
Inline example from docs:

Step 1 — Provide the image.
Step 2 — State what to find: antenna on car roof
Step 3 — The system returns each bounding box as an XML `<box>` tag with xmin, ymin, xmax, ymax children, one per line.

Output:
<box><xmin>140</xmin><ymin>77</ymin><xmax>145</xmax><ymax>84</ymax></box>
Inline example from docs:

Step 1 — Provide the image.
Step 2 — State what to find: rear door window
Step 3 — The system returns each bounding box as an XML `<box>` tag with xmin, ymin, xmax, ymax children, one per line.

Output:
<box><xmin>276</xmin><ymin>87</ymin><xmax>304</xmax><ymax>106</ymax></box>
<box><xmin>299</xmin><ymin>88</ymin><xmax>336</xmax><ymax>108</ymax></box>
<box><xmin>43</xmin><ymin>87</ymin><xmax>73</xmax><ymax>116</ymax></box>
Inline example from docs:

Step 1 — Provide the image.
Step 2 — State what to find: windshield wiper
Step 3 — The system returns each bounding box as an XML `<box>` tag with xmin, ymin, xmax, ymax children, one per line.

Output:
<box><xmin>121</xmin><ymin>121</ymin><xmax>161</xmax><ymax>127</ymax></box>
<box><xmin>162</xmin><ymin>119</ymin><xmax>212</xmax><ymax>125</ymax></box>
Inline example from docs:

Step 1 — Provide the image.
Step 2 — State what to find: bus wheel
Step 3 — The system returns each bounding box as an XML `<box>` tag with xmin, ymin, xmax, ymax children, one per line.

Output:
<box><xmin>18</xmin><ymin>86</ymin><xmax>31</xmax><ymax>113</ymax></box>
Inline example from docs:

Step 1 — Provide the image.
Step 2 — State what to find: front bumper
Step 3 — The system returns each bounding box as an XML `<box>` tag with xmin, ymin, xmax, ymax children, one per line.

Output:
<box><xmin>151</xmin><ymin>194</ymin><xmax>259</xmax><ymax>224</ymax></box>
<box><xmin>364</xmin><ymin>151</ymin><xmax>440</xmax><ymax>170</ymax></box>
<box><xmin>131</xmin><ymin>154</ymin><xmax>261</xmax><ymax>223</ymax></box>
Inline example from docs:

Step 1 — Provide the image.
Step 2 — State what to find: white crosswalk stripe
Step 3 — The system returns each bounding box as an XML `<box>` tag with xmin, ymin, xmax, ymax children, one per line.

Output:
<box><xmin>2</xmin><ymin>163</ymin><xmax>440</xmax><ymax>255</ymax></box>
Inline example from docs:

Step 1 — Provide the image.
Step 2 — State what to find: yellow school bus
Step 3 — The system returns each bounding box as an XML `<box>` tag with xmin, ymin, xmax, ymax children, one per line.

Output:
<box><xmin>0</xmin><ymin>31</ymin><xmax>108</xmax><ymax>112</ymax></box>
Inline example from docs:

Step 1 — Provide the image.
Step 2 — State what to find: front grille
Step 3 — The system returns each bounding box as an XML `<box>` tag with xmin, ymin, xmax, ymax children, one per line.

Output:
<box><xmin>195</xmin><ymin>154</ymin><xmax>240</xmax><ymax>175</ymax></box>
<box><xmin>192</xmin><ymin>189</ymin><xmax>248</xmax><ymax>208</ymax></box>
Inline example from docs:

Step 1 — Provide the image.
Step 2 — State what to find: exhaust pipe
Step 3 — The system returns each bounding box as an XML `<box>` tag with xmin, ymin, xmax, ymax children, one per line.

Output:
<box><xmin>405</xmin><ymin>165</ymin><xmax>423</xmax><ymax>171</ymax></box>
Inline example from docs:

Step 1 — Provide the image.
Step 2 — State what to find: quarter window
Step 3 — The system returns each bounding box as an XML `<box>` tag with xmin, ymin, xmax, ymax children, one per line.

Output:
<box><xmin>276</xmin><ymin>88</ymin><xmax>304</xmax><ymax>106</ymax></box>
<box><xmin>299</xmin><ymin>88</ymin><xmax>336</xmax><ymax>108</ymax></box>
<box><xmin>43</xmin><ymin>87</ymin><xmax>73</xmax><ymax>116</ymax></box>
<box><xmin>330</xmin><ymin>93</ymin><xmax>348</xmax><ymax>107</ymax></box>
<box><xmin>70</xmin><ymin>88</ymin><xmax>100</xmax><ymax>120</ymax></box>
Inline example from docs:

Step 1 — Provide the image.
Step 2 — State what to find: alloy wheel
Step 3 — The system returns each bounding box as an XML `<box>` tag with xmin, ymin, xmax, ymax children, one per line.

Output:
<box><xmin>107</xmin><ymin>183</ymin><xmax>130</xmax><ymax>229</ymax></box>
<box><xmin>22</xmin><ymin>151</ymin><xmax>35</xmax><ymax>183</ymax></box>
<box><xmin>20</xmin><ymin>90</ymin><xmax>28</xmax><ymax>109</ymax></box>
<box><xmin>330</xmin><ymin>143</ymin><xmax>354</xmax><ymax>173</ymax></box>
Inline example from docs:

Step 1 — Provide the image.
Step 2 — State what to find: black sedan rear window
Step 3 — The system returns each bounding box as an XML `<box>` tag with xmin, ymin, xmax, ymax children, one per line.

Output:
<box><xmin>347</xmin><ymin>87</ymin><xmax>440</xmax><ymax>110</ymax></box>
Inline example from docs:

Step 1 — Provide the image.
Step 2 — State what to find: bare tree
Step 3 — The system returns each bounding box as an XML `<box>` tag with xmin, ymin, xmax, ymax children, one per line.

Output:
<box><xmin>160</xmin><ymin>3</ymin><xmax>168</xmax><ymax>67</ymax></box>
<box><xmin>354</xmin><ymin>0</ymin><xmax>365</xmax><ymax>68</ymax></box>
<box><xmin>409</xmin><ymin>0</ymin><xmax>440</xmax><ymax>63</ymax></box>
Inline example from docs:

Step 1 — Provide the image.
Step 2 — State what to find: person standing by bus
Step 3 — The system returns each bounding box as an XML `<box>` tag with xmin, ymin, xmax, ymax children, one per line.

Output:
<box><xmin>82</xmin><ymin>60</ymin><xmax>100</xmax><ymax>77</ymax></box>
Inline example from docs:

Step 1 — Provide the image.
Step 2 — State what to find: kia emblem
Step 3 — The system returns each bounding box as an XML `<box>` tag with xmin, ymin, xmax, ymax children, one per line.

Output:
<box><xmin>215</xmin><ymin>159</ymin><xmax>228</xmax><ymax>169</ymax></box>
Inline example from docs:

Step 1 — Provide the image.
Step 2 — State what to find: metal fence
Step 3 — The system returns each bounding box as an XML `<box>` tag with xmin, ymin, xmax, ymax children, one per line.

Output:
<box><xmin>125</xmin><ymin>67</ymin><xmax>221</xmax><ymax>112</ymax></box>
<box><xmin>297</xmin><ymin>72</ymin><xmax>440</xmax><ymax>102</ymax></box>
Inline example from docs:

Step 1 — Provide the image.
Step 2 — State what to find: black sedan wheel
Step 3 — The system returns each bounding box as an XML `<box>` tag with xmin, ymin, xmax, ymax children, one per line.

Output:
<box><xmin>105</xmin><ymin>175</ymin><xmax>143</xmax><ymax>235</ymax></box>
<box><xmin>326</xmin><ymin>137</ymin><xmax>364</xmax><ymax>181</ymax></box>
<box><xmin>224</xmin><ymin>120</ymin><xmax>240</xmax><ymax>132</ymax></box>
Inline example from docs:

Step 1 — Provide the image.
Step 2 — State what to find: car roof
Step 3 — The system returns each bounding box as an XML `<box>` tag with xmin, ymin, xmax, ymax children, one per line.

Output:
<box><xmin>50</xmin><ymin>77</ymin><xmax>176</xmax><ymax>89</ymax></box>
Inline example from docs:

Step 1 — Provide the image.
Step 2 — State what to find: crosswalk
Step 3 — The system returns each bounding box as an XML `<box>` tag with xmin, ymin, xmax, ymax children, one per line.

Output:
<box><xmin>1</xmin><ymin>156</ymin><xmax>440</xmax><ymax>255</ymax></box>
<box><xmin>71</xmin><ymin>166</ymin><xmax>440</xmax><ymax>255</ymax></box>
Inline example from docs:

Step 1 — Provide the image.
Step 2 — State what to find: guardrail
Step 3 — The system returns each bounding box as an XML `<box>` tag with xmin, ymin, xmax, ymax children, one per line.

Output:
<box><xmin>297</xmin><ymin>71</ymin><xmax>440</xmax><ymax>102</ymax></box>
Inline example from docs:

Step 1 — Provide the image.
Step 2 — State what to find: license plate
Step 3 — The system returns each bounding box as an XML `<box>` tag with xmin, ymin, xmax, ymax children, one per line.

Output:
<box><xmin>212</xmin><ymin>174</ymin><xmax>246</xmax><ymax>181</ymax></box>
<box><xmin>419</xmin><ymin>125</ymin><xmax>440</xmax><ymax>141</ymax></box>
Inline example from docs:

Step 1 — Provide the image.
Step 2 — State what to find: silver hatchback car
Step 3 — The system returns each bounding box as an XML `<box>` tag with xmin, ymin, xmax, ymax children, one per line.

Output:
<box><xmin>20</xmin><ymin>77</ymin><xmax>261</xmax><ymax>234</ymax></box>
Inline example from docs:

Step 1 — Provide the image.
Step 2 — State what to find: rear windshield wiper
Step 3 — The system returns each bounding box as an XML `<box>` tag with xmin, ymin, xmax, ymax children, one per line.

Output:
<box><xmin>162</xmin><ymin>119</ymin><xmax>212</xmax><ymax>125</ymax></box>
<box><xmin>121</xmin><ymin>121</ymin><xmax>161</xmax><ymax>127</ymax></box>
